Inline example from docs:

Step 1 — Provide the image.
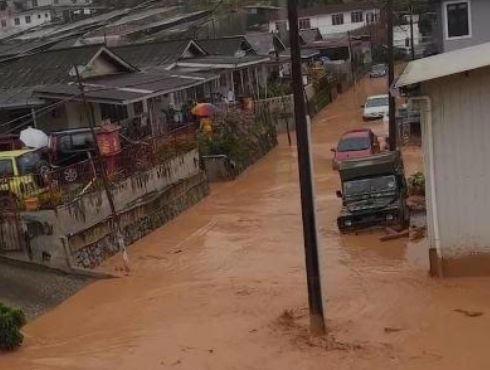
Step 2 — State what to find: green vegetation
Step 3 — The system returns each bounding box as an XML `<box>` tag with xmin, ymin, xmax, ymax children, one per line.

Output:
<box><xmin>198</xmin><ymin>109</ymin><xmax>277</xmax><ymax>171</ymax></box>
<box><xmin>0</xmin><ymin>303</ymin><xmax>26</xmax><ymax>351</ymax></box>
<box><xmin>408</xmin><ymin>172</ymin><xmax>425</xmax><ymax>196</ymax></box>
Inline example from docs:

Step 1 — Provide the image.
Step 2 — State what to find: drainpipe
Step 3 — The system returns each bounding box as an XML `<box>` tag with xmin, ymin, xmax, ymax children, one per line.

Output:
<box><xmin>408</xmin><ymin>95</ymin><xmax>442</xmax><ymax>277</ymax></box>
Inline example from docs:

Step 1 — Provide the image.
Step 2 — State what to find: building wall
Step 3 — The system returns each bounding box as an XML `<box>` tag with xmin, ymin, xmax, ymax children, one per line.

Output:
<box><xmin>21</xmin><ymin>149</ymin><xmax>205</xmax><ymax>269</ymax></box>
<box><xmin>0</xmin><ymin>8</ymin><xmax>51</xmax><ymax>32</ymax></box>
<box><xmin>269</xmin><ymin>8</ymin><xmax>379</xmax><ymax>36</ymax></box>
<box><xmin>438</xmin><ymin>0</ymin><xmax>490</xmax><ymax>52</ymax></box>
<box><xmin>423</xmin><ymin>67</ymin><xmax>490</xmax><ymax>273</ymax></box>
<box><xmin>393</xmin><ymin>23</ymin><xmax>422</xmax><ymax>53</ymax></box>
<box><xmin>36</xmin><ymin>101</ymin><xmax>102</xmax><ymax>131</ymax></box>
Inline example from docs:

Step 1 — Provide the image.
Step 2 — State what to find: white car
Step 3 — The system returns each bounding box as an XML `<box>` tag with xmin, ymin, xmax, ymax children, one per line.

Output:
<box><xmin>363</xmin><ymin>94</ymin><xmax>389</xmax><ymax>120</ymax></box>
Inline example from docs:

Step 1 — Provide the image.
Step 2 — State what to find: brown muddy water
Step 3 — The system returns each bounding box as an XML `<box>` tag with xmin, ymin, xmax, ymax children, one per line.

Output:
<box><xmin>3</xmin><ymin>78</ymin><xmax>490</xmax><ymax>370</ymax></box>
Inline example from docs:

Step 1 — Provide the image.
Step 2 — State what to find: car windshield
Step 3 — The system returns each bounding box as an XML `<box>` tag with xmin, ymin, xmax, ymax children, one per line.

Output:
<box><xmin>16</xmin><ymin>151</ymin><xmax>41</xmax><ymax>176</ymax></box>
<box><xmin>338</xmin><ymin>136</ymin><xmax>370</xmax><ymax>152</ymax></box>
<box><xmin>366</xmin><ymin>97</ymin><xmax>388</xmax><ymax>108</ymax></box>
<box><xmin>344</xmin><ymin>175</ymin><xmax>397</xmax><ymax>197</ymax></box>
<box><xmin>373</xmin><ymin>65</ymin><xmax>385</xmax><ymax>72</ymax></box>
<box><xmin>0</xmin><ymin>159</ymin><xmax>14</xmax><ymax>177</ymax></box>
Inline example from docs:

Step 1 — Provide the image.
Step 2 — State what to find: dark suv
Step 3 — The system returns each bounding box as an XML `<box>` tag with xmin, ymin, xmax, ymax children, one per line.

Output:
<box><xmin>48</xmin><ymin>128</ymin><xmax>99</xmax><ymax>183</ymax></box>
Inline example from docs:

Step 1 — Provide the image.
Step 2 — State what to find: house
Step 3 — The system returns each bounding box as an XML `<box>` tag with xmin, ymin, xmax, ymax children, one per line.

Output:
<box><xmin>393</xmin><ymin>20</ymin><xmax>422</xmax><ymax>56</ymax></box>
<box><xmin>269</xmin><ymin>0</ymin><xmax>380</xmax><ymax>37</ymax></box>
<box><xmin>0</xmin><ymin>44</ymin><xmax>219</xmax><ymax>135</ymax></box>
<box><xmin>0</xmin><ymin>1</ymin><xmax>52</xmax><ymax>33</ymax></box>
<box><xmin>431</xmin><ymin>0</ymin><xmax>490</xmax><ymax>53</ymax></box>
<box><xmin>396</xmin><ymin>41</ymin><xmax>490</xmax><ymax>276</ymax></box>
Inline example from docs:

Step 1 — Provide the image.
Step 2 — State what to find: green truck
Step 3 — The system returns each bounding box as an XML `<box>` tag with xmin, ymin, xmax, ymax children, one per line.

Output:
<box><xmin>336</xmin><ymin>151</ymin><xmax>409</xmax><ymax>233</ymax></box>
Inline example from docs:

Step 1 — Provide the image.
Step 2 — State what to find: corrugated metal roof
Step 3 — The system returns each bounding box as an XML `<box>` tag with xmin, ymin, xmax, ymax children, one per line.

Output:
<box><xmin>396</xmin><ymin>42</ymin><xmax>490</xmax><ymax>87</ymax></box>
<box><xmin>112</xmin><ymin>39</ymin><xmax>197</xmax><ymax>69</ymax></box>
<box><xmin>244</xmin><ymin>33</ymin><xmax>285</xmax><ymax>56</ymax></box>
<box><xmin>299</xmin><ymin>29</ymin><xmax>323</xmax><ymax>44</ymax></box>
<box><xmin>34</xmin><ymin>69</ymin><xmax>219</xmax><ymax>104</ymax></box>
<box><xmin>0</xmin><ymin>46</ymin><xmax>102</xmax><ymax>88</ymax></box>
<box><xmin>177</xmin><ymin>55</ymin><xmax>270</xmax><ymax>69</ymax></box>
<box><xmin>196</xmin><ymin>37</ymin><xmax>253</xmax><ymax>56</ymax></box>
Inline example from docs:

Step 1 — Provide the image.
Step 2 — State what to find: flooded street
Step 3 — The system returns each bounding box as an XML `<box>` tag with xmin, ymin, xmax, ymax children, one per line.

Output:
<box><xmin>4</xmin><ymin>78</ymin><xmax>490</xmax><ymax>370</ymax></box>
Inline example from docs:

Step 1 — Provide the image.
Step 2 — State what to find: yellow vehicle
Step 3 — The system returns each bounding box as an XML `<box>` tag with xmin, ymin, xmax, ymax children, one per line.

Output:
<box><xmin>0</xmin><ymin>149</ymin><xmax>49</xmax><ymax>209</ymax></box>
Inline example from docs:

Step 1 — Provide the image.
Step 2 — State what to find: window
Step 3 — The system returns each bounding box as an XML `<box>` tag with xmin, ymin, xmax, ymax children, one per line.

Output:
<box><xmin>25</xmin><ymin>15</ymin><xmax>31</xmax><ymax>24</ymax></box>
<box><xmin>32</xmin><ymin>0</ymin><xmax>38</xmax><ymax>6</ymax></box>
<box><xmin>351</xmin><ymin>11</ymin><xmax>363</xmax><ymax>23</ymax></box>
<box><xmin>14</xmin><ymin>17</ymin><xmax>20</xmax><ymax>25</ymax></box>
<box><xmin>16</xmin><ymin>152</ymin><xmax>42</xmax><ymax>176</ymax></box>
<box><xmin>366</xmin><ymin>12</ymin><xmax>377</xmax><ymax>24</ymax></box>
<box><xmin>298</xmin><ymin>18</ymin><xmax>311</xmax><ymax>29</ymax></box>
<box><xmin>1</xmin><ymin>20</ymin><xmax>6</xmax><ymax>28</ymax></box>
<box><xmin>0</xmin><ymin>159</ymin><xmax>14</xmax><ymax>177</ymax></box>
<box><xmin>100</xmin><ymin>104</ymin><xmax>128</xmax><ymax>122</ymax></box>
<box><xmin>332</xmin><ymin>13</ymin><xmax>344</xmax><ymax>26</ymax></box>
<box><xmin>445</xmin><ymin>1</ymin><xmax>471</xmax><ymax>39</ymax></box>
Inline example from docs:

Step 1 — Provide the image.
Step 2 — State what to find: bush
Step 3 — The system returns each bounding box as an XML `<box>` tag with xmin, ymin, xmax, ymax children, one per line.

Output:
<box><xmin>0</xmin><ymin>303</ymin><xmax>26</xmax><ymax>351</ymax></box>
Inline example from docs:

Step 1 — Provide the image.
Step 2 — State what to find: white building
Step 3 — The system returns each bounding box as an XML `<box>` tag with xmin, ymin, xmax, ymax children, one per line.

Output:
<box><xmin>0</xmin><ymin>4</ymin><xmax>52</xmax><ymax>33</ymax></box>
<box><xmin>269</xmin><ymin>1</ymin><xmax>380</xmax><ymax>37</ymax></box>
<box><xmin>397</xmin><ymin>41</ymin><xmax>490</xmax><ymax>277</ymax></box>
<box><xmin>393</xmin><ymin>22</ymin><xmax>422</xmax><ymax>54</ymax></box>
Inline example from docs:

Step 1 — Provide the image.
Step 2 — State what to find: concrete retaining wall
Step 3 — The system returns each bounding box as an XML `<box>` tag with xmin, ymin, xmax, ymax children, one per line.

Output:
<box><xmin>18</xmin><ymin>149</ymin><xmax>209</xmax><ymax>270</ymax></box>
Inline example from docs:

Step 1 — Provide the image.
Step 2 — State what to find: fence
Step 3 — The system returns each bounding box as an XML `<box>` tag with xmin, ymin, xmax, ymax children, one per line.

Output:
<box><xmin>0</xmin><ymin>124</ymin><xmax>199</xmax><ymax>211</ymax></box>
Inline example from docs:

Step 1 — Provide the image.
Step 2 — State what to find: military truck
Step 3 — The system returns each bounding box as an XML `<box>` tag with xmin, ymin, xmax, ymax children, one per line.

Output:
<box><xmin>336</xmin><ymin>151</ymin><xmax>409</xmax><ymax>233</ymax></box>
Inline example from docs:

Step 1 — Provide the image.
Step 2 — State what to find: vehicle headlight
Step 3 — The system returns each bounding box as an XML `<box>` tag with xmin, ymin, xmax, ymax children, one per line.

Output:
<box><xmin>345</xmin><ymin>220</ymin><xmax>352</xmax><ymax>227</ymax></box>
<box><xmin>386</xmin><ymin>214</ymin><xmax>394</xmax><ymax>221</ymax></box>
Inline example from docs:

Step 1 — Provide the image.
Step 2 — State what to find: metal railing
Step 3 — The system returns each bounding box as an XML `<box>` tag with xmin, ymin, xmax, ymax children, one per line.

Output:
<box><xmin>0</xmin><ymin>124</ymin><xmax>199</xmax><ymax>211</ymax></box>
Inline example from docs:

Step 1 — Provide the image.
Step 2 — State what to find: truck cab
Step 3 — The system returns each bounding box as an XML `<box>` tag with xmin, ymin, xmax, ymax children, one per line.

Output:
<box><xmin>336</xmin><ymin>151</ymin><xmax>409</xmax><ymax>233</ymax></box>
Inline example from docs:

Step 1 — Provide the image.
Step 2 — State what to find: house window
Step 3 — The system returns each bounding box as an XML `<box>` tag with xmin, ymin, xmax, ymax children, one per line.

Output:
<box><xmin>298</xmin><ymin>18</ymin><xmax>311</xmax><ymax>29</ymax></box>
<box><xmin>351</xmin><ymin>11</ymin><xmax>363</xmax><ymax>23</ymax></box>
<box><xmin>25</xmin><ymin>15</ymin><xmax>31</xmax><ymax>24</ymax></box>
<box><xmin>366</xmin><ymin>12</ymin><xmax>377</xmax><ymax>24</ymax></box>
<box><xmin>1</xmin><ymin>20</ymin><xmax>6</xmax><ymax>28</ymax></box>
<box><xmin>100</xmin><ymin>104</ymin><xmax>128</xmax><ymax>122</ymax></box>
<box><xmin>32</xmin><ymin>0</ymin><xmax>38</xmax><ymax>6</ymax></box>
<box><xmin>14</xmin><ymin>17</ymin><xmax>20</xmax><ymax>25</ymax></box>
<box><xmin>332</xmin><ymin>13</ymin><xmax>344</xmax><ymax>26</ymax></box>
<box><xmin>445</xmin><ymin>1</ymin><xmax>471</xmax><ymax>39</ymax></box>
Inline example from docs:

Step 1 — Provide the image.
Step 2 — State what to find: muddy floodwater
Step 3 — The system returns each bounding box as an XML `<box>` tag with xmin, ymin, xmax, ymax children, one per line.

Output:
<box><xmin>4</xmin><ymin>78</ymin><xmax>490</xmax><ymax>370</ymax></box>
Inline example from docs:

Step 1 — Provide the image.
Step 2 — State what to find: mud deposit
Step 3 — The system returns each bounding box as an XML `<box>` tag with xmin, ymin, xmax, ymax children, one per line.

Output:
<box><xmin>4</xmin><ymin>78</ymin><xmax>490</xmax><ymax>370</ymax></box>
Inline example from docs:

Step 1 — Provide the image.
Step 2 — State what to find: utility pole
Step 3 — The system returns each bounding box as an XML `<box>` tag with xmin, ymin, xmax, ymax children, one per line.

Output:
<box><xmin>74</xmin><ymin>65</ymin><xmax>129</xmax><ymax>271</ymax></box>
<box><xmin>409</xmin><ymin>6</ymin><xmax>415</xmax><ymax>60</ymax></box>
<box><xmin>287</xmin><ymin>0</ymin><xmax>325</xmax><ymax>335</ymax></box>
<box><xmin>387</xmin><ymin>0</ymin><xmax>397</xmax><ymax>151</ymax></box>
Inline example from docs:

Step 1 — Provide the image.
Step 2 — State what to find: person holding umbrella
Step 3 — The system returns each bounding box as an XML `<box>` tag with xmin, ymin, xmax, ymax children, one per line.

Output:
<box><xmin>192</xmin><ymin>103</ymin><xmax>219</xmax><ymax>137</ymax></box>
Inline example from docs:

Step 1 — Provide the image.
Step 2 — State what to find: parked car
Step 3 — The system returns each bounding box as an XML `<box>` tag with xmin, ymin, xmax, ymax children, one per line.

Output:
<box><xmin>48</xmin><ymin>128</ymin><xmax>99</xmax><ymax>184</ymax></box>
<box><xmin>369</xmin><ymin>64</ymin><xmax>387</xmax><ymax>78</ymax></box>
<box><xmin>362</xmin><ymin>94</ymin><xmax>389</xmax><ymax>120</ymax></box>
<box><xmin>336</xmin><ymin>151</ymin><xmax>409</xmax><ymax>233</ymax></box>
<box><xmin>331</xmin><ymin>129</ymin><xmax>380</xmax><ymax>170</ymax></box>
<box><xmin>0</xmin><ymin>149</ymin><xmax>49</xmax><ymax>207</ymax></box>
